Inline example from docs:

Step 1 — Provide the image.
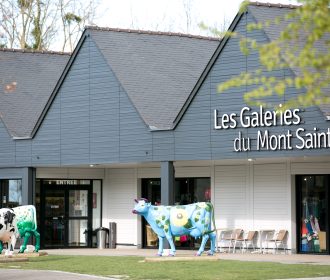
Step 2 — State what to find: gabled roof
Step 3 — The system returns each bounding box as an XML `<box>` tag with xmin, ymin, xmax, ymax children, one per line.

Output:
<box><xmin>0</xmin><ymin>28</ymin><xmax>218</xmax><ymax>138</ymax></box>
<box><xmin>0</xmin><ymin>49</ymin><xmax>70</xmax><ymax>138</ymax></box>
<box><xmin>174</xmin><ymin>2</ymin><xmax>330</xmax><ymax>126</ymax></box>
<box><xmin>30</xmin><ymin>28</ymin><xmax>220</xmax><ymax>137</ymax></box>
<box><xmin>88</xmin><ymin>27</ymin><xmax>220</xmax><ymax>130</ymax></box>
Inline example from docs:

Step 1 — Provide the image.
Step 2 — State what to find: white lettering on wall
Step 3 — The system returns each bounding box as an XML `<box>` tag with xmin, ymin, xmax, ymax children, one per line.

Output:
<box><xmin>213</xmin><ymin>106</ymin><xmax>329</xmax><ymax>152</ymax></box>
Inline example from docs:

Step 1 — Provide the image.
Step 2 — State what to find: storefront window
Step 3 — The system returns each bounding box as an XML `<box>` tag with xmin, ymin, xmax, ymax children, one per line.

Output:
<box><xmin>0</xmin><ymin>179</ymin><xmax>22</xmax><ymax>208</ymax></box>
<box><xmin>174</xmin><ymin>178</ymin><xmax>211</xmax><ymax>205</ymax></box>
<box><xmin>298</xmin><ymin>175</ymin><xmax>328</xmax><ymax>254</ymax></box>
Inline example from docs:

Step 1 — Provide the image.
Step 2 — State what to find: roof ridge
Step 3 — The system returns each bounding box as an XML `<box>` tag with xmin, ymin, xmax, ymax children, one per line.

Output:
<box><xmin>248</xmin><ymin>1</ymin><xmax>300</xmax><ymax>9</ymax></box>
<box><xmin>0</xmin><ymin>48</ymin><xmax>71</xmax><ymax>55</ymax></box>
<box><xmin>85</xmin><ymin>25</ymin><xmax>221</xmax><ymax>41</ymax></box>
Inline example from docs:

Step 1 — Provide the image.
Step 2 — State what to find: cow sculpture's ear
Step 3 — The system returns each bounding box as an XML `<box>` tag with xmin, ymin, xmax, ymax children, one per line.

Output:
<box><xmin>134</xmin><ymin>199</ymin><xmax>138</xmax><ymax>203</ymax></box>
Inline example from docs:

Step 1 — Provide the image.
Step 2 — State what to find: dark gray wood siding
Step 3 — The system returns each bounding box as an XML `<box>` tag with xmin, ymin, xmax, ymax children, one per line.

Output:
<box><xmin>0</xmin><ymin>121</ymin><xmax>15</xmax><ymax>167</ymax></box>
<box><xmin>30</xmin><ymin>36</ymin><xmax>152</xmax><ymax>166</ymax></box>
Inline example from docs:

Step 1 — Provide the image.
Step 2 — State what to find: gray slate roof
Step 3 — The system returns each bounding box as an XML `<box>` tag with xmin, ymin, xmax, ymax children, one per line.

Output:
<box><xmin>89</xmin><ymin>28</ymin><xmax>219</xmax><ymax>130</ymax></box>
<box><xmin>0</xmin><ymin>49</ymin><xmax>69</xmax><ymax>137</ymax></box>
<box><xmin>248</xmin><ymin>2</ymin><xmax>330</xmax><ymax>119</ymax></box>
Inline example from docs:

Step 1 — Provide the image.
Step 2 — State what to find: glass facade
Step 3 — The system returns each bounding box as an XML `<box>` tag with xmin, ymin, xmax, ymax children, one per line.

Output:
<box><xmin>297</xmin><ymin>175</ymin><xmax>329</xmax><ymax>254</ymax></box>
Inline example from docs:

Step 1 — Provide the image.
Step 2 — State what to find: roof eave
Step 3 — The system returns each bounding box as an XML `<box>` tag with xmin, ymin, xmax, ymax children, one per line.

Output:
<box><xmin>148</xmin><ymin>125</ymin><xmax>172</xmax><ymax>131</ymax></box>
<box><xmin>13</xmin><ymin>136</ymin><xmax>32</xmax><ymax>140</ymax></box>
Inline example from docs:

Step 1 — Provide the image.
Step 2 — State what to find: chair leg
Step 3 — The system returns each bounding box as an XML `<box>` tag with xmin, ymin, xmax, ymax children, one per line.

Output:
<box><xmin>229</xmin><ymin>241</ymin><xmax>232</xmax><ymax>253</ymax></box>
<box><xmin>233</xmin><ymin>240</ymin><xmax>236</xmax><ymax>253</ymax></box>
<box><xmin>274</xmin><ymin>241</ymin><xmax>278</xmax><ymax>254</ymax></box>
<box><xmin>242</xmin><ymin>241</ymin><xmax>245</xmax><ymax>253</ymax></box>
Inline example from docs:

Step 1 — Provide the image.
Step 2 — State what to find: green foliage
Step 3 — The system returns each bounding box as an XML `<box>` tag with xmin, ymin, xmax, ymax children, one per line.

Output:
<box><xmin>17</xmin><ymin>0</ymin><xmax>33</xmax><ymax>9</ymax></box>
<box><xmin>64</xmin><ymin>12</ymin><xmax>82</xmax><ymax>24</ymax></box>
<box><xmin>198</xmin><ymin>21</ymin><xmax>225</xmax><ymax>38</ymax></box>
<box><xmin>218</xmin><ymin>0</ymin><xmax>330</xmax><ymax>110</ymax></box>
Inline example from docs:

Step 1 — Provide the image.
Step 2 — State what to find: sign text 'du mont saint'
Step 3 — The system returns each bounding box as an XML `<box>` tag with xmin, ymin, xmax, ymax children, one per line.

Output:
<box><xmin>214</xmin><ymin>106</ymin><xmax>330</xmax><ymax>152</ymax></box>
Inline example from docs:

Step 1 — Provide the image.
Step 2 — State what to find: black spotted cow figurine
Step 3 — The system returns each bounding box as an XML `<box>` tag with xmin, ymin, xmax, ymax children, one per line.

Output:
<box><xmin>0</xmin><ymin>205</ymin><xmax>40</xmax><ymax>255</ymax></box>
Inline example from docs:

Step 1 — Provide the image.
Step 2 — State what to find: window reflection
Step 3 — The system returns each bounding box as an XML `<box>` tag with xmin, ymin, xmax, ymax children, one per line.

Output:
<box><xmin>1</xmin><ymin>179</ymin><xmax>22</xmax><ymax>208</ymax></box>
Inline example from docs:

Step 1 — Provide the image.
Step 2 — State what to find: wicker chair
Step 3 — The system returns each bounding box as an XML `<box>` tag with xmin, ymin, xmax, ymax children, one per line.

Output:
<box><xmin>233</xmin><ymin>230</ymin><xmax>257</xmax><ymax>253</ymax></box>
<box><xmin>267</xmin><ymin>230</ymin><xmax>288</xmax><ymax>254</ymax></box>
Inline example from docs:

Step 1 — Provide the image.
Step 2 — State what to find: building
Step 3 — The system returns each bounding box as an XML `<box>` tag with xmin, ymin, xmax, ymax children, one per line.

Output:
<box><xmin>0</xmin><ymin>2</ymin><xmax>329</xmax><ymax>254</ymax></box>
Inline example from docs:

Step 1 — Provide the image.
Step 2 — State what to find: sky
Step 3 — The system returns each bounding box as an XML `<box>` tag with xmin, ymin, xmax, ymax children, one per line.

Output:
<box><xmin>92</xmin><ymin>0</ymin><xmax>298</xmax><ymax>36</ymax></box>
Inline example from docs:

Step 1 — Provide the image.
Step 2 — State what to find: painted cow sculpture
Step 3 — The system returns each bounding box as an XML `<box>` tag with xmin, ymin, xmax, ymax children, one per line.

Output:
<box><xmin>0</xmin><ymin>205</ymin><xmax>40</xmax><ymax>254</ymax></box>
<box><xmin>0</xmin><ymin>208</ymin><xmax>16</xmax><ymax>254</ymax></box>
<box><xmin>132</xmin><ymin>199</ymin><xmax>217</xmax><ymax>256</ymax></box>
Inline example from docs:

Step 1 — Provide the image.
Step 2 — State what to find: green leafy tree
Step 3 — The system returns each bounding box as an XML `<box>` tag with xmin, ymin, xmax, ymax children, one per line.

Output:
<box><xmin>218</xmin><ymin>0</ymin><xmax>330</xmax><ymax>110</ymax></box>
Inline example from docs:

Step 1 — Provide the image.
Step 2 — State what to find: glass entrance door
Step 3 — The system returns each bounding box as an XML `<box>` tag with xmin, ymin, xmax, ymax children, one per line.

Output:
<box><xmin>68</xmin><ymin>189</ymin><xmax>89</xmax><ymax>247</ymax></box>
<box><xmin>44</xmin><ymin>188</ymin><xmax>66</xmax><ymax>247</ymax></box>
<box><xmin>41</xmin><ymin>186</ymin><xmax>92</xmax><ymax>248</ymax></box>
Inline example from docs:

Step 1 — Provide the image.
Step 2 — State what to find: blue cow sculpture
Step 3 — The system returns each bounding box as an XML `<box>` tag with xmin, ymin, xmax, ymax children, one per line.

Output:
<box><xmin>132</xmin><ymin>198</ymin><xmax>217</xmax><ymax>256</ymax></box>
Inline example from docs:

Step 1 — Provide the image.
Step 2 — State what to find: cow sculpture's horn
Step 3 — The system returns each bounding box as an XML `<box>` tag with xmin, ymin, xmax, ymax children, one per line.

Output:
<box><xmin>134</xmin><ymin>199</ymin><xmax>138</xmax><ymax>203</ymax></box>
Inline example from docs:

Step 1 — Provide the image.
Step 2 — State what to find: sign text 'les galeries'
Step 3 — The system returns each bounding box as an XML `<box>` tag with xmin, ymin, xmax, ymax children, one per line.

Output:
<box><xmin>214</xmin><ymin>106</ymin><xmax>330</xmax><ymax>152</ymax></box>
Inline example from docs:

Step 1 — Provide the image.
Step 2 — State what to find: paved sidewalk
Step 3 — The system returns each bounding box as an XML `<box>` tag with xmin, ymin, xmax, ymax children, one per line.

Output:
<box><xmin>0</xmin><ymin>269</ymin><xmax>117</xmax><ymax>280</ymax></box>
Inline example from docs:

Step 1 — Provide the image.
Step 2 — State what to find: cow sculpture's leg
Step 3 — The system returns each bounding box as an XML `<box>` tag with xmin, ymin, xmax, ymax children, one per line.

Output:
<box><xmin>208</xmin><ymin>231</ymin><xmax>217</xmax><ymax>256</ymax></box>
<box><xmin>19</xmin><ymin>231</ymin><xmax>31</xmax><ymax>253</ymax></box>
<box><xmin>157</xmin><ymin>236</ymin><xmax>164</xmax><ymax>256</ymax></box>
<box><xmin>164</xmin><ymin>233</ymin><xmax>176</xmax><ymax>256</ymax></box>
<box><xmin>33</xmin><ymin>230</ymin><xmax>40</xmax><ymax>252</ymax></box>
<box><xmin>196</xmin><ymin>234</ymin><xmax>209</xmax><ymax>256</ymax></box>
<box><xmin>5</xmin><ymin>235</ymin><xmax>16</xmax><ymax>256</ymax></box>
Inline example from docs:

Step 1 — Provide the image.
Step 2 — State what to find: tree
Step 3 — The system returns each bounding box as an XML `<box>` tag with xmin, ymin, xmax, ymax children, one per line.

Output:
<box><xmin>59</xmin><ymin>0</ymin><xmax>97</xmax><ymax>52</ymax></box>
<box><xmin>218</xmin><ymin>0</ymin><xmax>330</xmax><ymax>110</ymax></box>
<box><xmin>0</xmin><ymin>0</ymin><xmax>98</xmax><ymax>51</ymax></box>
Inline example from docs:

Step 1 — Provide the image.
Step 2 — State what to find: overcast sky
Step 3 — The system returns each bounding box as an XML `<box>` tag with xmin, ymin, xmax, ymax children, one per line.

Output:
<box><xmin>92</xmin><ymin>0</ymin><xmax>298</xmax><ymax>36</ymax></box>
